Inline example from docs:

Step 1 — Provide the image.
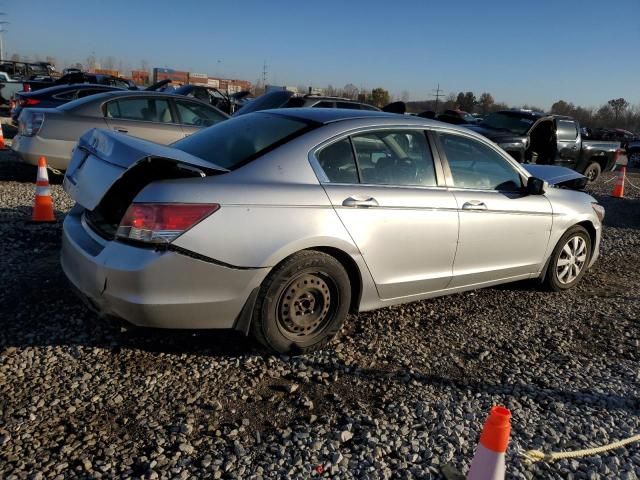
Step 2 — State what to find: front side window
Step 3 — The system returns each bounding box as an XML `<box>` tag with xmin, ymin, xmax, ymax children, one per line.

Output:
<box><xmin>439</xmin><ymin>133</ymin><xmax>522</xmax><ymax>191</ymax></box>
<box><xmin>105</xmin><ymin>98</ymin><xmax>174</xmax><ymax>123</ymax></box>
<box><xmin>175</xmin><ymin>99</ymin><xmax>226</xmax><ymax>127</ymax></box>
<box><xmin>352</xmin><ymin>130</ymin><xmax>437</xmax><ymax>186</ymax></box>
<box><xmin>556</xmin><ymin>120</ymin><xmax>578</xmax><ymax>141</ymax></box>
<box><xmin>316</xmin><ymin>138</ymin><xmax>359</xmax><ymax>183</ymax></box>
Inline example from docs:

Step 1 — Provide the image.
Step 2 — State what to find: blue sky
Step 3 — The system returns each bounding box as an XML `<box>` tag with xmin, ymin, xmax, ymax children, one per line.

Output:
<box><xmin>4</xmin><ymin>0</ymin><xmax>639</xmax><ymax>108</ymax></box>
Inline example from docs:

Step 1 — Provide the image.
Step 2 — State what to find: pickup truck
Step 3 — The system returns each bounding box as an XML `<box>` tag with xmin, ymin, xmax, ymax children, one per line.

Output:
<box><xmin>466</xmin><ymin>110</ymin><xmax>625</xmax><ymax>182</ymax></box>
<box><xmin>627</xmin><ymin>140</ymin><xmax>640</xmax><ymax>168</ymax></box>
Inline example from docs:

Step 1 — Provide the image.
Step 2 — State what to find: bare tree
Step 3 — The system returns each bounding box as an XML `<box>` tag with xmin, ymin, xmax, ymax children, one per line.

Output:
<box><xmin>10</xmin><ymin>53</ymin><xmax>20</xmax><ymax>62</ymax></box>
<box><xmin>140</xmin><ymin>59</ymin><xmax>149</xmax><ymax>73</ymax></box>
<box><xmin>400</xmin><ymin>90</ymin><xmax>410</xmax><ymax>102</ymax></box>
<box><xmin>86</xmin><ymin>55</ymin><xmax>96</xmax><ymax>71</ymax></box>
<box><xmin>343</xmin><ymin>83</ymin><xmax>358</xmax><ymax>99</ymax></box>
<box><xmin>478</xmin><ymin>92</ymin><xmax>494</xmax><ymax>114</ymax></box>
<box><xmin>103</xmin><ymin>56</ymin><xmax>116</xmax><ymax>71</ymax></box>
<box><xmin>607</xmin><ymin>98</ymin><xmax>629</xmax><ymax>122</ymax></box>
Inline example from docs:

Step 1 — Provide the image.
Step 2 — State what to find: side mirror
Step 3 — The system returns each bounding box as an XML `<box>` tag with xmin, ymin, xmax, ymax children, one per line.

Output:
<box><xmin>526</xmin><ymin>176</ymin><xmax>546</xmax><ymax>195</ymax></box>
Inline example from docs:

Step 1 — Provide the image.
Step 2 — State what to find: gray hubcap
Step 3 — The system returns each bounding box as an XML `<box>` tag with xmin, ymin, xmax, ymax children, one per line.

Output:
<box><xmin>556</xmin><ymin>236</ymin><xmax>587</xmax><ymax>284</ymax></box>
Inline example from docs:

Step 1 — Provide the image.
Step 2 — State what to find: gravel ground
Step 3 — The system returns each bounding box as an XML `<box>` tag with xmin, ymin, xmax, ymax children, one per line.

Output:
<box><xmin>0</xmin><ymin>135</ymin><xmax>639</xmax><ymax>479</ymax></box>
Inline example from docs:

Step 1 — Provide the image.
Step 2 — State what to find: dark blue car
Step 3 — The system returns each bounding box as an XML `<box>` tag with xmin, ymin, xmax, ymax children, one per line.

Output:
<box><xmin>11</xmin><ymin>84</ymin><xmax>125</xmax><ymax>123</ymax></box>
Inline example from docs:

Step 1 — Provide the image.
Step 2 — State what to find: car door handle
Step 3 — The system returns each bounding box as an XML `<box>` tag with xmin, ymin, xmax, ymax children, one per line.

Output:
<box><xmin>114</xmin><ymin>128</ymin><xmax>128</xmax><ymax>133</ymax></box>
<box><xmin>342</xmin><ymin>196</ymin><xmax>379</xmax><ymax>208</ymax></box>
<box><xmin>462</xmin><ymin>201</ymin><xmax>487</xmax><ymax>210</ymax></box>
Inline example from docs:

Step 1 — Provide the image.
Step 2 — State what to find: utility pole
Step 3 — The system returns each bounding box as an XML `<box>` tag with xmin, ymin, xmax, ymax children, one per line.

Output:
<box><xmin>430</xmin><ymin>83</ymin><xmax>444</xmax><ymax>114</ymax></box>
<box><xmin>262</xmin><ymin>60</ymin><xmax>268</xmax><ymax>86</ymax></box>
<box><xmin>0</xmin><ymin>12</ymin><xmax>8</xmax><ymax>61</ymax></box>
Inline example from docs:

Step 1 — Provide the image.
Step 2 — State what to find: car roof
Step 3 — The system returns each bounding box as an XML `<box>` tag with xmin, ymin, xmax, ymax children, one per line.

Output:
<box><xmin>266</xmin><ymin>107</ymin><xmax>398</xmax><ymax>124</ymax></box>
<box><xmin>265</xmin><ymin>108</ymin><xmax>476</xmax><ymax>134</ymax></box>
<box><xmin>22</xmin><ymin>83</ymin><xmax>122</xmax><ymax>97</ymax></box>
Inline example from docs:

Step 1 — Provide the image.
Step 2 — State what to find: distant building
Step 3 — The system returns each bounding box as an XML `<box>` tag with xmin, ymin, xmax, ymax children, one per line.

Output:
<box><xmin>92</xmin><ymin>68</ymin><xmax>120</xmax><ymax>77</ymax></box>
<box><xmin>266</xmin><ymin>85</ymin><xmax>298</xmax><ymax>93</ymax></box>
<box><xmin>153</xmin><ymin>67</ymin><xmax>189</xmax><ymax>85</ymax></box>
<box><xmin>131</xmin><ymin>70</ymin><xmax>150</xmax><ymax>86</ymax></box>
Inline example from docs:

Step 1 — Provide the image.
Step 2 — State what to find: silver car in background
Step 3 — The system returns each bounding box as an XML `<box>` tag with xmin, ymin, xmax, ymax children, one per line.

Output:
<box><xmin>12</xmin><ymin>91</ymin><xmax>228</xmax><ymax>169</ymax></box>
<box><xmin>61</xmin><ymin>109</ymin><xmax>604</xmax><ymax>353</ymax></box>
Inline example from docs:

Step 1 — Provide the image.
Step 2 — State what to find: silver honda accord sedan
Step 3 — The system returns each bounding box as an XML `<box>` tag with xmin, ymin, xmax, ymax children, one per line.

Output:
<box><xmin>61</xmin><ymin>109</ymin><xmax>604</xmax><ymax>353</ymax></box>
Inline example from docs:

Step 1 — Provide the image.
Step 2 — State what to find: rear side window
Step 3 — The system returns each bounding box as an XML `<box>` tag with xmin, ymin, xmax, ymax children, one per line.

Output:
<box><xmin>52</xmin><ymin>91</ymin><xmax>76</xmax><ymax>100</ymax></box>
<box><xmin>313</xmin><ymin>101</ymin><xmax>335</xmax><ymax>108</ymax></box>
<box><xmin>105</xmin><ymin>98</ymin><xmax>174</xmax><ymax>123</ymax></box>
<box><xmin>557</xmin><ymin>120</ymin><xmax>578</xmax><ymax>141</ymax></box>
<box><xmin>175</xmin><ymin>99</ymin><xmax>227</xmax><ymax>126</ymax></box>
<box><xmin>316</xmin><ymin>138</ymin><xmax>359</xmax><ymax>183</ymax></box>
<box><xmin>173</xmin><ymin>112</ymin><xmax>313</xmax><ymax>170</ymax></box>
<box><xmin>352</xmin><ymin>130</ymin><xmax>437</xmax><ymax>186</ymax></box>
<box><xmin>336</xmin><ymin>102</ymin><xmax>359</xmax><ymax>109</ymax></box>
<box><xmin>77</xmin><ymin>88</ymin><xmax>109</xmax><ymax>99</ymax></box>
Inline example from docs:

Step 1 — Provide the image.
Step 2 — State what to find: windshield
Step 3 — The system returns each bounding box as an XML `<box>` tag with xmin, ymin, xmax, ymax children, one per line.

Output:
<box><xmin>481</xmin><ymin>112</ymin><xmax>537</xmax><ymax>135</ymax></box>
<box><xmin>233</xmin><ymin>91</ymin><xmax>294</xmax><ymax>116</ymax></box>
<box><xmin>172</xmin><ymin>112</ymin><xmax>315</xmax><ymax>170</ymax></box>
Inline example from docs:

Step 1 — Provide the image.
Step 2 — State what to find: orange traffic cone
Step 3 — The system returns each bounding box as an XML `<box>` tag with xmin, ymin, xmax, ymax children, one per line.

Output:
<box><xmin>0</xmin><ymin>123</ymin><xmax>6</xmax><ymax>150</ymax></box>
<box><xmin>612</xmin><ymin>166</ymin><xmax>626</xmax><ymax>198</ymax></box>
<box><xmin>31</xmin><ymin>156</ymin><xmax>56</xmax><ymax>223</ymax></box>
<box><xmin>467</xmin><ymin>406</ymin><xmax>511</xmax><ymax>480</ymax></box>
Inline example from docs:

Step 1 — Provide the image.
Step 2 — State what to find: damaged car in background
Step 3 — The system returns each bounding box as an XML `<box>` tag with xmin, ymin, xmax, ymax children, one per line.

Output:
<box><xmin>11</xmin><ymin>90</ymin><xmax>228</xmax><ymax>169</ymax></box>
<box><xmin>61</xmin><ymin>109</ymin><xmax>604</xmax><ymax>353</ymax></box>
<box><xmin>466</xmin><ymin>110</ymin><xmax>626</xmax><ymax>182</ymax></box>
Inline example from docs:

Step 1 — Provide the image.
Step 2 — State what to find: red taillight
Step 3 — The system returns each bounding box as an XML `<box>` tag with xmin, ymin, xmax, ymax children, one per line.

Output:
<box><xmin>22</xmin><ymin>83</ymin><xmax>31</xmax><ymax>92</ymax></box>
<box><xmin>20</xmin><ymin>98</ymin><xmax>40</xmax><ymax>107</ymax></box>
<box><xmin>116</xmin><ymin>203</ymin><xmax>219</xmax><ymax>244</ymax></box>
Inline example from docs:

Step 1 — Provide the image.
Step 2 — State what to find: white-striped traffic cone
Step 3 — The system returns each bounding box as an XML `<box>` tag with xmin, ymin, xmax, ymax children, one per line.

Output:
<box><xmin>467</xmin><ymin>406</ymin><xmax>512</xmax><ymax>479</ymax></box>
<box><xmin>31</xmin><ymin>156</ymin><xmax>56</xmax><ymax>222</ymax></box>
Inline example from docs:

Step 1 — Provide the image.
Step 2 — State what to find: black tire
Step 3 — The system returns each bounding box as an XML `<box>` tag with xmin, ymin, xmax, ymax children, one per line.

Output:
<box><xmin>544</xmin><ymin>226</ymin><xmax>592</xmax><ymax>291</ymax></box>
<box><xmin>628</xmin><ymin>150</ymin><xmax>640</xmax><ymax>169</ymax></box>
<box><xmin>251</xmin><ymin>250</ymin><xmax>351</xmax><ymax>354</ymax></box>
<box><xmin>583</xmin><ymin>162</ymin><xmax>602</xmax><ymax>183</ymax></box>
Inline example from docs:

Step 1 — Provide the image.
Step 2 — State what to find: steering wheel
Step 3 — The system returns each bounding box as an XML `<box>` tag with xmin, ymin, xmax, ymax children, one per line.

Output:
<box><xmin>396</xmin><ymin>157</ymin><xmax>419</xmax><ymax>183</ymax></box>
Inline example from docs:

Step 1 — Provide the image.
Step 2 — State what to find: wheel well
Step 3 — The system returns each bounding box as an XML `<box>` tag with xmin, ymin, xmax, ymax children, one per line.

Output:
<box><xmin>577</xmin><ymin>220</ymin><xmax>597</xmax><ymax>256</ymax></box>
<box><xmin>588</xmin><ymin>155</ymin><xmax>607</xmax><ymax>171</ymax></box>
<box><xmin>309</xmin><ymin>247</ymin><xmax>362</xmax><ymax>314</ymax></box>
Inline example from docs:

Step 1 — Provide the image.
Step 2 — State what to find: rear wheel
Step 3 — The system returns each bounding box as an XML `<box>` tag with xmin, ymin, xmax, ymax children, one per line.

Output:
<box><xmin>629</xmin><ymin>150</ymin><xmax>640</xmax><ymax>169</ymax></box>
<box><xmin>544</xmin><ymin>226</ymin><xmax>591</xmax><ymax>291</ymax></box>
<box><xmin>583</xmin><ymin>162</ymin><xmax>602</xmax><ymax>183</ymax></box>
<box><xmin>251</xmin><ymin>251</ymin><xmax>351</xmax><ymax>354</ymax></box>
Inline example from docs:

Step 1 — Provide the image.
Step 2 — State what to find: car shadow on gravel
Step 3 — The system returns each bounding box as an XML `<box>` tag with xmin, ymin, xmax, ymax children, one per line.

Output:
<box><xmin>0</xmin><ymin>153</ymin><xmax>64</xmax><ymax>184</ymax></box>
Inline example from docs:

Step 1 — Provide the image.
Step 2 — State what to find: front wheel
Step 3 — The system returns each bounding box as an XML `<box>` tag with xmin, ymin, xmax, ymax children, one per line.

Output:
<box><xmin>544</xmin><ymin>226</ymin><xmax>592</xmax><ymax>291</ymax></box>
<box><xmin>251</xmin><ymin>251</ymin><xmax>351</xmax><ymax>354</ymax></box>
<box><xmin>583</xmin><ymin>162</ymin><xmax>602</xmax><ymax>183</ymax></box>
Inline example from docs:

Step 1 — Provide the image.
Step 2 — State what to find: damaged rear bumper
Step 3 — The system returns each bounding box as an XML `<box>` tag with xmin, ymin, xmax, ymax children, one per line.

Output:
<box><xmin>60</xmin><ymin>206</ymin><xmax>268</xmax><ymax>329</ymax></box>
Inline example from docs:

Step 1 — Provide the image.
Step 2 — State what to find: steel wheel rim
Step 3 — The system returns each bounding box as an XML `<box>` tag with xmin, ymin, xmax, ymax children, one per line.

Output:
<box><xmin>276</xmin><ymin>272</ymin><xmax>337</xmax><ymax>340</ymax></box>
<box><xmin>630</xmin><ymin>152</ymin><xmax>640</xmax><ymax>168</ymax></box>
<box><xmin>586</xmin><ymin>166</ymin><xmax>598</xmax><ymax>181</ymax></box>
<box><xmin>556</xmin><ymin>236</ymin><xmax>587</xmax><ymax>285</ymax></box>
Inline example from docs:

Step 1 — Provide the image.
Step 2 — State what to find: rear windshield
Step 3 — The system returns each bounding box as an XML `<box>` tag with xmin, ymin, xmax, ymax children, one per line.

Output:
<box><xmin>172</xmin><ymin>112</ymin><xmax>315</xmax><ymax>170</ymax></box>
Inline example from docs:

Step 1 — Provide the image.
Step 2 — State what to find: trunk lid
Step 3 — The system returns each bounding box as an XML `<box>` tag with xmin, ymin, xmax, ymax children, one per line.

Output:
<box><xmin>64</xmin><ymin>128</ymin><xmax>227</xmax><ymax>211</ymax></box>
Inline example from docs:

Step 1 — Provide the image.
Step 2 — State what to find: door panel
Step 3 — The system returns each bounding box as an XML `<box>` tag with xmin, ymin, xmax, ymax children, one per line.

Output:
<box><xmin>104</xmin><ymin>96</ymin><xmax>184</xmax><ymax>145</ymax></box>
<box><xmin>323</xmin><ymin>184</ymin><xmax>459</xmax><ymax>299</ymax></box>
<box><xmin>435</xmin><ymin>130</ymin><xmax>553</xmax><ymax>287</ymax></box>
<box><xmin>555</xmin><ymin>119</ymin><xmax>580</xmax><ymax>167</ymax></box>
<box><xmin>449</xmin><ymin>190</ymin><xmax>552</xmax><ymax>287</ymax></box>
